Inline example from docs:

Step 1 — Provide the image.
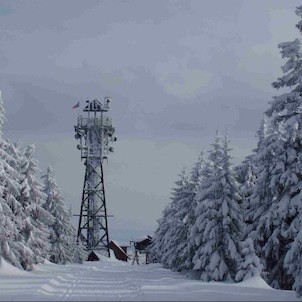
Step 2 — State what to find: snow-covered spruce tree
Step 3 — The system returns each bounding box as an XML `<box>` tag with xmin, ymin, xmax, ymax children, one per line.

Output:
<box><xmin>41</xmin><ymin>166</ymin><xmax>78</xmax><ymax>264</ymax></box>
<box><xmin>179</xmin><ymin>152</ymin><xmax>205</xmax><ymax>271</ymax></box>
<box><xmin>152</xmin><ymin>153</ymin><xmax>205</xmax><ymax>271</ymax></box>
<box><xmin>149</xmin><ymin>203</ymin><xmax>175</xmax><ymax>263</ymax></box>
<box><xmin>235</xmin><ymin>238</ymin><xmax>263</xmax><ymax>282</ymax></box>
<box><xmin>3</xmin><ymin>141</ymin><xmax>35</xmax><ymax>270</ymax></box>
<box><xmin>18</xmin><ymin>144</ymin><xmax>54</xmax><ymax>265</ymax></box>
<box><xmin>248</xmin><ymin>110</ymin><xmax>293</xmax><ymax>289</ymax></box>
<box><xmin>73</xmin><ymin>238</ymin><xmax>87</xmax><ymax>264</ymax></box>
<box><xmin>151</xmin><ymin>168</ymin><xmax>186</xmax><ymax>268</ymax></box>
<box><xmin>0</xmin><ymin>160</ymin><xmax>23</xmax><ymax>269</ymax></box>
<box><xmin>251</xmin><ymin>6</ymin><xmax>302</xmax><ymax>290</ymax></box>
<box><xmin>67</xmin><ymin>206</ymin><xmax>87</xmax><ymax>263</ymax></box>
<box><xmin>191</xmin><ymin>133</ymin><xmax>243</xmax><ymax>282</ymax></box>
<box><xmin>0</xmin><ymin>92</ymin><xmax>26</xmax><ymax>269</ymax></box>
<box><xmin>188</xmin><ymin>159</ymin><xmax>213</xmax><ymax>276</ymax></box>
<box><xmin>233</xmin><ymin>122</ymin><xmax>265</xmax><ymax>196</ymax></box>
<box><xmin>190</xmin><ymin>151</ymin><xmax>205</xmax><ymax>187</ymax></box>
<box><xmin>234</xmin><ymin>156</ymin><xmax>257</xmax><ymax>237</ymax></box>
<box><xmin>243</xmin><ymin>117</ymin><xmax>275</xmax><ymax>245</ymax></box>
<box><xmin>160</xmin><ymin>168</ymin><xmax>195</xmax><ymax>271</ymax></box>
<box><xmin>284</xmin><ymin>220</ymin><xmax>302</xmax><ymax>297</ymax></box>
<box><xmin>150</xmin><ymin>167</ymin><xmax>190</xmax><ymax>265</ymax></box>
<box><xmin>234</xmin><ymin>117</ymin><xmax>268</xmax><ymax>238</ymax></box>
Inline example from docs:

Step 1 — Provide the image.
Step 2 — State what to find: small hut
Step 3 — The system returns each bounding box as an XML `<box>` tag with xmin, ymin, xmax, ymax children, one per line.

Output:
<box><xmin>87</xmin><ymin>250</ymin><xmax>101</xmax><ymax>261</ymax></box>
<box><xmin>109</xmin><ymin>240</ymin><xmax>130</xmax><ymax>262</ymax></box>
<box><xmin>132</xmin><ymin>235</ymin><xmax>152</xmax><ymax>251</ymax></box>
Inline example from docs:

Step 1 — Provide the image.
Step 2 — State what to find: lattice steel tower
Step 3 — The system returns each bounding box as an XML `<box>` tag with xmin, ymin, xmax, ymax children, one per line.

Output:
<box><xmin>74</xmin><ymin>98</ymin><xmax>116</xmax><ymax>257</ymax></box>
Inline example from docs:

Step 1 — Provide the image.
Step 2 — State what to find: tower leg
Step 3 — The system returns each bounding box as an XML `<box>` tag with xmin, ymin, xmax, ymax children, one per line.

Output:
<box><xmin>77</xmin><ymin>160</ymin><xmax>110</xmax><ymax>258</ymax></box>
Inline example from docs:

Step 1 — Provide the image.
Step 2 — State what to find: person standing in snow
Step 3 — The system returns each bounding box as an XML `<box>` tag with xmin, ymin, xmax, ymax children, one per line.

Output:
<box><xmin>132</xmin><ymin>250</ymin><xmax>139</xmax><ymax>265</ymax></box>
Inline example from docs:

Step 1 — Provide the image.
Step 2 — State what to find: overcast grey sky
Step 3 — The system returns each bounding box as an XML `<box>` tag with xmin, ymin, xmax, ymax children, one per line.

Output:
<box><xmin>0</xmin><ymin>0</ymin><xmax>300</xmax><ymax>242</ymax></box>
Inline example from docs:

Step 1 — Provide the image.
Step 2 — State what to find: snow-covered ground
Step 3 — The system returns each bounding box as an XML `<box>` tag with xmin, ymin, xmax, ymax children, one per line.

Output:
<box><xmin>0</xmin><ymin>256</ymin><xmax>299</xmax><ymax>301</ymax></box>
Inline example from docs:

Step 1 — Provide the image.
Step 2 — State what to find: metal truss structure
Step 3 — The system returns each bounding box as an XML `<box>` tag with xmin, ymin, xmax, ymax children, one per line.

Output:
<box><xmin>74</xmin><ymin>98</ymin><xmax>116</xmax><ymax>257</ymax></box>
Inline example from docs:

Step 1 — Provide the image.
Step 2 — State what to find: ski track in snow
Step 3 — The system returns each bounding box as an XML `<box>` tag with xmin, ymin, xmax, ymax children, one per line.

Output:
<box><xmin>0</xmin><ymin>260</ymin><xmax>299</xmax><ymax>301</ymax></box>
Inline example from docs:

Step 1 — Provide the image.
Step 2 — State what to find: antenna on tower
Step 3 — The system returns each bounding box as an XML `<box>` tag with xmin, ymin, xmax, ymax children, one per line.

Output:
<box><xmin>74</xmin><ymin>97</ymin><xmax>117</xmax><ymax>258</ymax></box>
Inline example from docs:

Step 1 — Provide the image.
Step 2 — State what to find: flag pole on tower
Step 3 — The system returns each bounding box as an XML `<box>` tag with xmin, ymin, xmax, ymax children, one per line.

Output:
<box><xmin>73</xmin><ymin>101</ymin><xmax>80</xmax><ymax>117</ymax></box>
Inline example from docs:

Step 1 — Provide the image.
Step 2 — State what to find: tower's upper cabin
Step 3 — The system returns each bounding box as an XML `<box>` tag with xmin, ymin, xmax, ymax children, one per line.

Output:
<box><xmin>77</xmin><ymin>98</ymin><xmax>113</xmax><ymax>128</ymax></box>
<box><xmin>74</xmin><ymin>97</ymin><xmax>116</xmax><ymax>161</ymax></box>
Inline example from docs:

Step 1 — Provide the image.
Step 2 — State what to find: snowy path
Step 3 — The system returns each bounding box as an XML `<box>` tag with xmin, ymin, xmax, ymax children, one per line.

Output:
<box><xmin>0</xmin><ymin>258</ymin><xmax>299</xmax><ymax>301</ymax></box>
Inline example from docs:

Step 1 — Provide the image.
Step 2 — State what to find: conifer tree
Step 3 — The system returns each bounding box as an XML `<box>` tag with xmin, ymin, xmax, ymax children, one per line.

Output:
<box><xmin>0</xmin><ymin>92</ymin><xmax>24</xmax><ymax>269</ymax></box>
<box><xmin>235</xmin><ymin>238</ymin><xmax>263</xmax><ymax>282</ymax></box>
<box><xmin>188</xmin><ymin>160</ymin><xmax>213</xmax><ymax>274</ymax></box>
<box><xmin>190</xmin><ymin>151</ymin><xmax>205</xmax><ymax>186</ymax></box>
<box><xmin>250</xmin><ymin>5</ymin><xmax>302</xmax><ymax>290</ymax></box>
<box><xmin>150</xmin><ymin>152</ymin><xmax>205</xmax><ymax>272</ymax></box>
<box><xmin>5</xmin><ymin>141</ymin><xmax>35</xmax><ymax>270</ymax></box>
<box><xmin>191</xmin><ymin>133</ymin><xmax>243</xmax><ymax>281</ymax></box>
<box><xmin>41</xmin><ymin>166</ymin><xmax>78</xmax><ymax>264</ymax></box>
<box><xmin>68</xmin><ymin>205</ymin><xmax>87</xmax><ymax>263</ymax></box>
<box><xmin>180</xmin><ymin>152</ymin><xmax>205</xmax><ymax>270</ymax></box>
<box><xmin>160</xmin><ymin>169</ymin><xmax>192</xmax><ymax>270</ymax></box>
<box><xmin>236</xmin><ymin>158</ymin><xmax>257</xmax><ymax>237</ymax></box>
<box><xmin>0</xmin><ymin>162</ymin><xmax>22</xmax><ymax>269</ymax></box>
<box><xmin>149</xmin><ymin>204</ymin><xmax>174</xmax><ymax>263</ymax></box>
<box><xmin>284</xmin><ymin>223</ymin><xmax>302</xmax><ymax>297</ymax></box>
<box><xmin>244</xmin><ymin>117</ymin><xmax>275</xmax><ymax>245</ymax></box>
<box><xmin>18</xmin><ymin>145</ymin><xmax>53</xmax><ymax>265</ymax></box>
<box><xmin>73</xmin><ymin>239</ymin><xmax>87</xmax><ymax>264</ymax></box>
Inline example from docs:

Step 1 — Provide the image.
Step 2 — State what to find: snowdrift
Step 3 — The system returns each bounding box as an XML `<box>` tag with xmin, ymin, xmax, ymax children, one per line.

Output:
<box><xmin>0</xmin><ymin>257</ymin><xmax>28</xmax><ymax>276</ymax></box>
<box><xmin>235</xmin><ymin>276</ymin><xmax>273</xmax><ymax>290</ymax></box>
